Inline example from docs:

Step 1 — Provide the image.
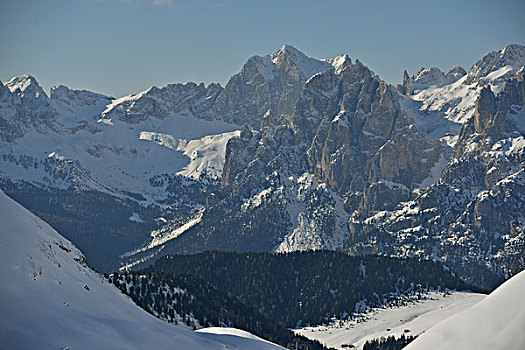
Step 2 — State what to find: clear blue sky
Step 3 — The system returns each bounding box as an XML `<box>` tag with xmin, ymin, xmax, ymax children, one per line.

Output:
<box><xmin>1</xmin><ymin>0</ymin><xmax>523</xmax><ymax>98</ymax></box>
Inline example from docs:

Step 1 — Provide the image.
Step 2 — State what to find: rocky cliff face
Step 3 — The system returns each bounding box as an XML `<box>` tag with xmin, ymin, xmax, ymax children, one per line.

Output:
<box><xmin>354</xmin><ymin>67</ymin><xmax>525</xmax><ymax>286</ymax></box>
<box><xmin>209</xmin><ymin>45</ymin><xmax>343</xmax><ymax>128</ymax></box>
<box><xmin>155</xmin><ymin>45</ymin><xmax>525</xmax><ymax>287</ymax></box>
<box><xmin>0</xmin><ymin>46</ymin><xmax>350</xmax><ymax>271</ymax></box>
<box><xmin>159</xmin><ymin>57</ymin><xmax>447</xmax><ymax>262</ymax></box>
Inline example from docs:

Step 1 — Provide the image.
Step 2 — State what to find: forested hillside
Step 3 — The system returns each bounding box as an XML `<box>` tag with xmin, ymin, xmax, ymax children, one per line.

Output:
<box><xmin>140</xmin><ymin>251</ymin><xmax>483</xmax><ymax>327</ymax></box>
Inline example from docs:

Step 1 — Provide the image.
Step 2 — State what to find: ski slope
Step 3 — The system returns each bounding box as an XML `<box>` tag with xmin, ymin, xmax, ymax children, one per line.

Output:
<box><xmin>0</xmin><ymin>190</ymin><xmax>283</xmax><ymax>350</ymax></box>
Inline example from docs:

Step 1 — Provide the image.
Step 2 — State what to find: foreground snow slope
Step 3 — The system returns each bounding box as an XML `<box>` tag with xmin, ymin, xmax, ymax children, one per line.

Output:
<box><xmin>0</xmin><ymin>190</ymin><xmax>283</xmax><ymax>350</ymax></box>
<box><xmin>406</xmin><ymin>270</ymin><xmax>525</xmax><ymax>350</ymax></box>
<box><xmin>295</xmin><ymin>291</ymin><xmax>485</xmax><ymax>350</ymax></box>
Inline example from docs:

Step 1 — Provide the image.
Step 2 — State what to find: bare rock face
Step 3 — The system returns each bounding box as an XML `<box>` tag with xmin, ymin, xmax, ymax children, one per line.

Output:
<box><xmin>297</xmin><ymin>62</ymin><xmax>443</xmax><ymax>214</ymax></box>
<box><xmin>357</xmin><ymin>67</ymin><xmax>525</xmax><ymax>287</ymax></box>
<box><xmin>398</xmin><ymin>70</ymin><xmax>411</xmax><ymax>95</ymax></box>
<box><xmin>2</xmin><ymin>45</ymin><xmax>524</xmax><ymax>286</ymax></box>
<box><xmin>210</xmin><ymin>45</ymin><xmax>334</xmax><ymax>128</ymax></box>
<box><xmin>474</xmin><ymin>87</ymin><xmax>497</xmax><ymax>132</ymax></box>
<box><xmin>101</xmin><ymin>45</ymin><xmax>340</xmax><ymax>128</ymax></box>
<box><xmin>221</xmin><ymin>123</ymin><xmax>259</xmax><ymax>187</ymax></box>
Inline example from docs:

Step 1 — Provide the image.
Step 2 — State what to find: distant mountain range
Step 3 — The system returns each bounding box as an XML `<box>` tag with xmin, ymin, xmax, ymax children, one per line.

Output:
<box><xmin>1</xmin><ymin>44</ymin><xmax>524</xmax><ymax>287</ymax></box>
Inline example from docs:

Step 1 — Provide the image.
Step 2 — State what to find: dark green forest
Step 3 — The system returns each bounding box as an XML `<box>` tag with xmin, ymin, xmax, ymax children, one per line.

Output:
<box><xmin>111</xmin><ymin>272</ymin><xmax>309</xmax><ymax>347</ymax></box>
<box><xmin>362</xmin><ymin>334</ymin><xmax>417</xmax><ymax>350</ymax></box>
<box><xmin>144</xmin><ymin>251</ymin><xmax>483</xmax><ymax>326</ymax></box>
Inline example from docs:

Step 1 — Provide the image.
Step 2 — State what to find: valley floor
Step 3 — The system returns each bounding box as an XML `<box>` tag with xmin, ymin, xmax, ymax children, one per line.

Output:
<box><xmin>294</xmin><ymin>291</ymin><xmax>485</xmax><ymax>350</ymax></box>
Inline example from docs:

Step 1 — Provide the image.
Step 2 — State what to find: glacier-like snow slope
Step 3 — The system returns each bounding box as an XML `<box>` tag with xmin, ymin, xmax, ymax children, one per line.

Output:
<box><xmin>406</xmin><ymin>270</ymin><xmax>525</xmax><ymax>350</ymax></box>
<box><xmin>294</xmin><ymin>291</ymin><xmax>485</xmax><ymax>350</ymax></box>
<box><xmin>0</xmin><ymin>190</ymin><xmax>284</xmax><ymax>350</ymax></box>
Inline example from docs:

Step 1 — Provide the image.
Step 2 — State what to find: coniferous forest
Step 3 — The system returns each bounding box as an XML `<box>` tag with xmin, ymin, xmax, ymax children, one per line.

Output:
<box><xmin>144</xmin><ymin>251</ymin><xmax>483</xmax><ymax>325</ymax></box>
<box><xmin>362</xmin><ymin>334</ymin><xmax>417</xmax><ymax>350</ymax></box>
<box><xmin>113</xmin><ymin>250</ymin><xmax>485</xmax><ymax>348</ymax></box>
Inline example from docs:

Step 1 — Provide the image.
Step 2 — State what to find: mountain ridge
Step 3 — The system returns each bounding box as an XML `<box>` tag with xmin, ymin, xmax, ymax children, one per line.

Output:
<box><xmin>1</xmin><ymin>44</ymin><xmax>524</xmax><ymax>285</ymax></box>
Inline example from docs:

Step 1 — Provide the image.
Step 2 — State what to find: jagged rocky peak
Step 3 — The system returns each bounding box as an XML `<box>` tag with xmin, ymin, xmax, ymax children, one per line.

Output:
<box><xmin>211</xmin><ymin>45</ymin><xmax>336</xmax><ymax>128</ymax></box>
<box><xmin>50</xmin><ymin>84</ymin><xmax>112</xmax><ymax>102</ymax></box>
<box><xmin>0</xmin><ymin>74</ymin><xmax>58</xmax><ymax>141</ymax></box>
<box><xmin>465</xmin><ymin>44</ymin><xmax>525</xmax><ymax>85</ymax></box>
<box><xmin>294</xmin><ymin>58</ymin><xmax>444</xmax><ymax>211</ymax></box>
<box><xmin>323</xmin><ymin>54</ymin><xmax>352</xmax><ymax>74</ymax></box>
<box><xmin>165</xmin><ymin>53</ymin><xmax>449</xmax><ymax>259</ymax></box>
<box><xmin>447</xmin><ymin>65</ymin><xmax>467</xmax><ymax>80</ymax></box>
<box><xmin>102</xmin><ymin>81</ymin><xmax>223</xmax><ymax>124</ymax></box>
<box><xmin>239</xmin><ymin>45</ymin><xmax>350</xmax><ymax>85</ymax></box>
<box><xmin>270</xmin><ymin>44</ymin><xmax>334</xmax><ymax>79</ymax></box>
<box><xmin>399</xmin><ymin>66</ymin><xmax>466</xmax><ymax>95</ymax></box>
<box><xmin>4</xmin><ymin>74</ymin><xmax>48</xmax><ymax>99</ymax></box>
<box><xmin>362</xmin><ymin>49</ymin><xmax>525</xmax><ymax>286</ymax></box>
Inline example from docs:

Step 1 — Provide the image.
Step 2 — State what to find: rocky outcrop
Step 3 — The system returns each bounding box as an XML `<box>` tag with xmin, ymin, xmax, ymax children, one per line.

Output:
<box><xmin>1</xmin><ymin>45</ymin><xmax>524</xmax><ymax>286</ymax></box>
<box><xmin>210</xmin><ymin>45</ymin><xmax>335</xmax><ymax>128</ymax></box>
<box><xmin>0</xmin><ymin>75</ymin><xmax>57</xmax><ymax>141</ymax></box>
<box><xmin>102</xmin><ymin>82</ymin><xmax>222</xmax><ymax>124</ymax></box>
<box><xmin>398</xmin><ymin>66</ymin><xmax>466</xmax><ymax>95</ymax></box>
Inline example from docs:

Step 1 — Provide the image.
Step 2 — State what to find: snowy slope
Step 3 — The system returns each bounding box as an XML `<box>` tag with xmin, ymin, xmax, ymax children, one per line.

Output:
<box><xmin>196</xmin><ymin>327</ymin><xmax>284</xmax><ymax>346</ymax></box>
<box><xmin>406</xmin><ymin>270</ymin><xmax>525</xmax><ymax>350</ymax></box>
<box><xmin>0</xmin><ymin>190</ymin><xmax>283</xmax><ymax>350</ymax></box>
<box><xmin>270</xmin><ymin>44</ymin><xmax>334</xmax><ymax>79</ymax></box>
<box><xmin>294</xmin><ymin>291</ymin><xmax>485</xmax><ymax>350</ymax></box>
<box><xmin>411</xmin><ymin>45</ymin><xmax>525</xmax><ymax>128</ymax></box>
<box><xmin>1</xmin><ymin>78</ymin><xmax>239</xmax><ymax>203</ymax></box>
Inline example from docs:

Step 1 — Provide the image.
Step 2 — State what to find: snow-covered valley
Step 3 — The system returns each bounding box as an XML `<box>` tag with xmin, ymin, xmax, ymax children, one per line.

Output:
<box><xmin>295</xmin><ymin>291</ymin><xmax>485</xmax><ymax>349</ymax></box>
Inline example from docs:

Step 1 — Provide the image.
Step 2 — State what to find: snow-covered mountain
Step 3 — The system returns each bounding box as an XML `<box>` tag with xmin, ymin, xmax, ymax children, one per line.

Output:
<box><xmin>0</xmin><ymin>189</ymin><xmax>284</xmax><ymax>350</ymax></box>
<box><xmin>1</xmin><ymin>44</ymin><xmax>524</xmax><ymax>286</ymax></box>
<box><xmin>408</xmin><ymin>44</ymin><xmax>525</xmax><ymax>127</ymax></box>
<box><xmin>406</xmin><ymin>269</ymin><xmax>525</xmax><ymax>350</ymax></box>
<box><xmin>399</xmin><ymin>65</ymin><xmax>467</xmax><ymax>95</ymax></box>
<box><xmin>0</xmin><ymin>45</ymin><xmax>358</xmax><ymax>271</ymax></box>
<box><xmin>354</xmin><ymin>48</ymin><xmax>525</xmax><ymax>285</ymax></box>
<box><xmin>0</xmin><ymin>74</ymin><xmax>240</xmax><ymax>270</ymax></box>
<box><xmin>146</xmin><ymin>44</ymin><xmax>524</xmax><ymax>287</ymax></box>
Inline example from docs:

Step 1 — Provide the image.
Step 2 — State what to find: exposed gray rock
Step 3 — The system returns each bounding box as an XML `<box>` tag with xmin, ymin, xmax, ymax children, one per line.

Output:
<box><xmin>0</xmin><ymin>75</ymin><xmax>57</xmax><ymax>141</ymax></box>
